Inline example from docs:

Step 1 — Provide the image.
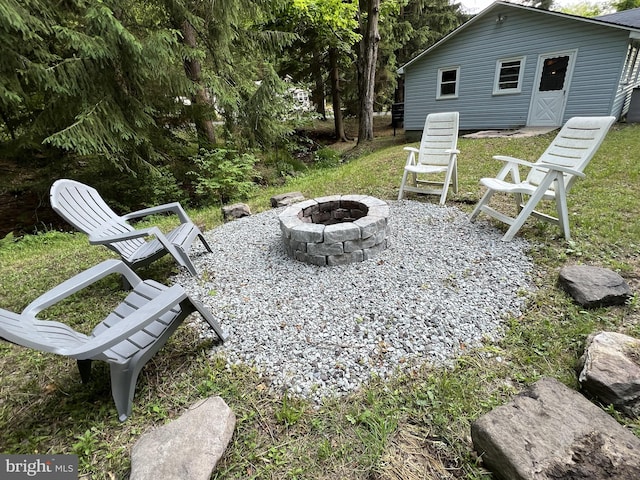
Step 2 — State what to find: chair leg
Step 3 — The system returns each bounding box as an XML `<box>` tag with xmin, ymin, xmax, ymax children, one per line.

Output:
<box><xmin>174</xmin><ymin>245</ymin><xmax>198</xmax><ymax>276</ymax></box>
<box><xmin>77</xmin><ymin>359</ymin><xmax>93</xmax><ymax>383</ymax></box>
<box><xmin>398</xmin><ymin>169</ymin><xmax>410</xmax><ymax>200</ymax></box>
<box><xmin>109</xmin><ymin>362</ymin><xmax>141</xmax><ymax>422</ymax></box>
<box><xmin>514</xmin><ymin>192</ymin><xmax>524</xmax><ymax>213</ymax></box>
<box><xmin>439</xmin><ymin>163</ymin><xmax>456</xmax><ymax>205</ymax></box>
<box><xmin>452</xmin><ymin>161</ymin><xmax>458</xmax><ymax>194</ymax></box>
<box><xmin>120</xmin><ymin>274</ymin><xmax>133</xmax><ymax>291</ymax></box>
<box><xmin>438</xmin><ymin>184</ymin><xmax>448</xmax><ymax>205</ymax></box>
<box><xmin>199</xmin><ymin>233</ymin><xmax>213</xmax><ymax>253</ymax></box>
<box><xmin>554</xmin><ymin>181</ymin><xmax>571</xmax><ymax>241</ymax></box>
<box><xmin>188</xmin><ymin>298</ymin><xmax>227</xmax><ymax>341</ymax></box>
<box><xmin>470</xmin><ymin>189</ymin><xmax>495</xmax><ymax>221</ymax></box>
<box><xmin>501</xmin><ymin>185</ymin><xmax>550</xmax><ymax>241</ymax></box>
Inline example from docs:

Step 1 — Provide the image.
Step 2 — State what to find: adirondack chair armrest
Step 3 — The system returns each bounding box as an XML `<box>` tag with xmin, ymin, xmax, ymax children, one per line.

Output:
<box><xmin>534</xmin><ymin>162</ymin><xmax>586</xmax><ymax>178</ymax></box>
<box><xmin>122</xmin><ymin>202</ymin><xmax>190</xmax><ymax>224</ymax></box>
<box><xmin>403</xmin><ymin>146</ymin><xmax>419</xmax><ymax>166</ymax></box>
<box><xmin>62</xmin><ymin>285</ymin><xmax>188</xmax><ymax>358</ymax></box>
<box><xmin>493</xmin><ymin>155</ymin><xmax>535</xmax><ymax>168</ymax></box>
<box><xmin>90</xmin><ymin>227</ymin><xmax>186</xmax><ymax>271</ymax></box>
<box><xmin>22</xmin><ymin>260</ymin><xmax>143</xmax><ymax>316</ymax></box>
<box><xmin>88</xmin><ymin>227</ymin><xmax>158</xmax><ymax>245</ymax></box>
<box><xmin>492</xmin><ymin>155</ymin><xmax>534</xmax><ymax>182</ymax></box>
<box><xmin>445</xmin><ymin>149</ymin><xmax>460</xmax><ymax>155</ymax></box>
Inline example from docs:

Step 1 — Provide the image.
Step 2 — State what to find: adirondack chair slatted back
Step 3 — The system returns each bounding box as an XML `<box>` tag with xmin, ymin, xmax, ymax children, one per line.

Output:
<box><xmin>526</xmin><ymin>116</ymin><xmax>616</xmax><ymax>192</ymax></box>
<box><xmin>51</xmin><ymin>179</ymin><xmax>146</xmax><ymax>259</ymax></box>
<box><xmin>417</xmin><ymin>112</ymin><xmax>459</xmax><ymax>166</ymax></box>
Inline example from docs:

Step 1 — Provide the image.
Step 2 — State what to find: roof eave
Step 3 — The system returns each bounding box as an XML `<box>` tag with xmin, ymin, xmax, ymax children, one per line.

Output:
<box><xmin>398</xmin><ymin>2</ymin><xmax>501</xmax><ymax>73</ymax></box>
<box><xmin>397</xmin><ymin>0</ymin><xmax>640</xmax><ymax>74</ymax></box>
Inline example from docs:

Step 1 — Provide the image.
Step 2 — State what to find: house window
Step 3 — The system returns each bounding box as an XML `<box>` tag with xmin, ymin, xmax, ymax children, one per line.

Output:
<box><xmin>539</xmin><ymin>55</ymin><xmax>569</xmax><ymax>91</ymax></box>
<box><xmin>437</xmin><ymin>67</ymin><xmax>459</xmax><ymax>99</ymax></box>
<box><xmin>493</xmin><ymin>57</ymin><xmax>525</xmax><ymax>94</ymax></box>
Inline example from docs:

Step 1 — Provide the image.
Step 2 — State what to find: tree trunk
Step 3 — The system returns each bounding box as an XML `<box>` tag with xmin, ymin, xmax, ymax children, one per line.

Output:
<box><xmin>311</xmin><ymin>49</ymin><xmax>326</xmax><ymax>119</ymax></box>
<box><xmin>181</xmin><ymin>20</ymin><xmax>216</xmax><ymax>148</ymax></box>
<box><xmin>357</xmin><ymin>0</ymin><xmax>380</xmax><ymax>144</ymax></box>
<box><xmin>329</xmin><ymin>47</ymin><xmax>350</xmax><ymax>142</ymax></box>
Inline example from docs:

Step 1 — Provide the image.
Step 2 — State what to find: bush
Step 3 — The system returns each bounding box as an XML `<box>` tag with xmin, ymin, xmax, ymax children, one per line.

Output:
<box><xmin>188</xmin><ymin>148</ymin><xmax>259</xmax><ymax>206</ymax></box>
<box><xmin>314</xmin><ymin>147</ymin><xmax>341</xmax><ymax>168</ymax></box>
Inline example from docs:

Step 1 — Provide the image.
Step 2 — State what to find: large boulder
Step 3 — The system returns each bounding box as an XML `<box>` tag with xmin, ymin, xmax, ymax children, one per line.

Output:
<box><xmin>578</xmin><ymin>331</ymin><xmax>640</xmax><ymax>418</ymax></box>
<box><xmin>471</xmin><ymin>377</ymin><xmax>640</xmax><ymax>480</ymax></box>
<box><xmin>558</xmin><ymin>265</ymin><xmax>631</xmax><ymax>308</ymax></box>
<box><xmin>130</xmin><ymin>396</ymin><xmax>235</xmax><ymax>480</ymax></box>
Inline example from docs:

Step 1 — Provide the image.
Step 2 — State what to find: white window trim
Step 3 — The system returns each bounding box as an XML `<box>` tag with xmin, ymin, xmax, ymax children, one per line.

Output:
<box><xmin>437</xmin><ymin>66</ymin><xmax>460</xmax><ymax>99</ymax></box>
<box><xmin>493</xmin><ymin>57</ymin><xmax>525</xmax><ymax>95</ymax></box>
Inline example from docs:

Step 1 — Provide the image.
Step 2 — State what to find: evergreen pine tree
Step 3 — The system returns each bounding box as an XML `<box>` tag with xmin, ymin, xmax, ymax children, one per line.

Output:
<box><xmin>1</xmin><ymin>0</ymin><xmax>190</xmax><ymax>170</ymax></box>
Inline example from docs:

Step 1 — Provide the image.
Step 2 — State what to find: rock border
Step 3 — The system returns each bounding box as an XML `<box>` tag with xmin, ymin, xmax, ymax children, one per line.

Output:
<box><xmin>278</xmin><ymin>194</ymin><xmax>390</xmax><ymax>266</ymax></box>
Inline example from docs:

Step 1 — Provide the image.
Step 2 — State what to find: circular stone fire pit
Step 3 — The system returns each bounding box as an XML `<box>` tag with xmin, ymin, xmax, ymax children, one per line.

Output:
<box><xmin>278</xmin><ymin>194</ymin><xmax>390</xmax><ymax>266</ymax></box>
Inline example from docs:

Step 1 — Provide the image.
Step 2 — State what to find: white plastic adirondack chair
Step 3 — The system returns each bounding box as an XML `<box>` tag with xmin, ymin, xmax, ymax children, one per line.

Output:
<box><xmin>50</xmin><ymin>179</ymin><xmax>211</xmax><ymax>275</ymax></box>
<box><xmin>398</xmin><ymin>111</ymin><xmax>460</xmax><ymax>205</ymax></box>
<box><xmin>469</xmin><ymin>116</ymin><xmax>616</xmax><ymax>241</ymax></box>
<box><xmin>0</xmin><ymin>259</ymin><xmax>226</xmax><ymax>421</ymax></box>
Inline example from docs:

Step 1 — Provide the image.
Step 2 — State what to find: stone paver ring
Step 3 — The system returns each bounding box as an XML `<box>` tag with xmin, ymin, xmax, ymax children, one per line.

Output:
<box><xmin>278</xmin><ymin>195</ymin><xmax>390</xmax><ymax>266</ymax></box>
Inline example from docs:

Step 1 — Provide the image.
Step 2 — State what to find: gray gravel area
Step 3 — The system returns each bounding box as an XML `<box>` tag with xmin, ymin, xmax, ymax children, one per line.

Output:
<box><xmin>173</xmin><ymin>200</ymin><xmax>533</xmax><ymax>404</ymax></box>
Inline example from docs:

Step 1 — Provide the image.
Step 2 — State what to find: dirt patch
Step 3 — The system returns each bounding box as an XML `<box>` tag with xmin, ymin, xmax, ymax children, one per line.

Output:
<box><xmin>376</xmin><ymin>425</ymin><xmax>462</xmax><ymax>479</ymax></box>
<box><xmin>298</xmin><ymin>114</ymin><xmax>401</xmax><ymax>152</ymax></box>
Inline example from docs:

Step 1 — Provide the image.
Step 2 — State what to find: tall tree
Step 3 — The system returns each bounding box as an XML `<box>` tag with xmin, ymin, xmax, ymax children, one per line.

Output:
<box><xmin>527</xmin><ymin>0</ymin><xmax>554</xmax><ymax>9</ymax></box>
<box><xmin>392</xmin><ymin>0</ymin><xmax>465</xmax><ymax>105</ymax></box>
<box><xmin>160</xmin><ymin>0</ymin><xmax>296</xmax><ymax>151</ymax></box>
<box><xmin>275</xmin><ymin>0</ymin><xmax>360</xmax><ymax>141</ymax></box>
<box><xmin>179</xmin><ymin>18</ymin><xmax>217</xmax><ymax>147</ymax></box>
<box><xmin>356</xmin><ymin>0</ymin><xmax>381</xmax><ymax>144</ymax></box>
<box><xmin>396</xmin><ymin>0</ymin><xmax>465</xmax><ymax>67</ymax></box>
<box><xmin>328</xmin><ymin>46</ymin><xmax>350</xmax><ymax>141</ymax></box>
<box><xmin>0</xmin><ymin>0</ymin><xmax>51</xmax><ymax>143</ymax></box>
<box><xmin>558</xmin><ymin>1</ymin><xmax>607</xmax><ymax>16</ymax></box>
<box><xmin>0</xmin><ymin>0</ymin><xmax>189</xmax><ymax>169</ymax></box>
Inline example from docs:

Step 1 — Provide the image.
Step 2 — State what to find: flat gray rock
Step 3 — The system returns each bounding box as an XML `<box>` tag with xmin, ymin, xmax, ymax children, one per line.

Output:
<box><xmin>270</xmin><ymin>192</ymin><xmax>305</xmax><ymax>207</ymax></box>
<box><xmin>222</xmin><ymin>203</ymin><xmax>251</xmax><ymax>221</ymax></box>
<box><xmin>578</xmin><ymin>331</ymin><xmax>640</xmax><ymax>418</ymax></box>
<box><xmin>130</xmin><ymin>396</ymin><xmax>235</xmax><ymax>480</ymax></box>
<box><xmin>471</xmin><ymin>377</ymin><xmax>640</xmax><ymax>480</ymax></box>
<box><xmin>558</xmin><ymin>265</ymin><xmax>632</xmax><ymax>308</ymax></box>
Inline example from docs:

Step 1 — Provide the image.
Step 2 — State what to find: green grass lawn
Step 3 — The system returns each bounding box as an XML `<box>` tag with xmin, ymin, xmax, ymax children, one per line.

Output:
<box><xmin>0</xmin><ymin>122</ymin><xmax>638</xmax><ymax>479</ymax></box>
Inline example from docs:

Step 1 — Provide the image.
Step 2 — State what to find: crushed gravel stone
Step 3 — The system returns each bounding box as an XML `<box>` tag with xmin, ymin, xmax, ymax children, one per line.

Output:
<box><xmin>173</xmin><ymin>200</ymin><xmax>533</xmax><ymax>404</ymax></box>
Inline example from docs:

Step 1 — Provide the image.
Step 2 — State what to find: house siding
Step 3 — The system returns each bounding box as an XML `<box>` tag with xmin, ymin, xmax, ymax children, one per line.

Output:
<box><xmin>404</xmin><ymin>5</ymin><xmax>630</xmax><ymax>131</ymax></box>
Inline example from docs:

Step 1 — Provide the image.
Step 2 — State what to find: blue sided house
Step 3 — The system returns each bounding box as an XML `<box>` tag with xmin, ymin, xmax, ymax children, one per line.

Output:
<box><xmin>398</xmin><ymin>2</ymin><xmax>640</xmax><ymax>133</ymax></box>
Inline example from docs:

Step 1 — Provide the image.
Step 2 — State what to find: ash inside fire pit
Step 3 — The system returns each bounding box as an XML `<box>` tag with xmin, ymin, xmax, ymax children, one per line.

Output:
<box><xmin>302</xmin><ymin>199</ymin><xmax>368</xmax><ymax>225</ymax></box>
<box><xmin>278</xmin><ymin>194</ymin><xmax>390</xmax><ymax>266</ymax></box>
